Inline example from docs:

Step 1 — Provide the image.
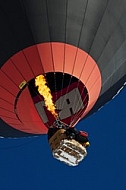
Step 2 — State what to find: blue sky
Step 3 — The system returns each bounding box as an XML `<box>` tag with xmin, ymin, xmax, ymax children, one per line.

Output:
<box><xmin>0</xmin><ymin>87</ymin><xmax>126</xmax><ymax>190</ymax></box>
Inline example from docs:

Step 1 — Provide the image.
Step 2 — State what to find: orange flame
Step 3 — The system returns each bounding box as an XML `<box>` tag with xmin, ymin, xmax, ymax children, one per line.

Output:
<box><xmin>35</xmin><ymin>75</ymin><xmax>58</xmax><ymax>118</ymax></box>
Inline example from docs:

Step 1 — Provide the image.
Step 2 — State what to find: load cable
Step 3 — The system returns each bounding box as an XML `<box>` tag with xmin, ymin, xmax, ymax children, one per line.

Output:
<box><xmin>61</xmin><ymin>0</ymin><xmax>89</xmax><ymax>114</ymax></box>
<box><xmin>69</xmin><ymin>0</ymin><xmax>109</xmax><ymax>126</ymax></box>
<box><xmin>58</xmin><ymin>0</ymin><xmax>68</xmax><ymax>111</ymax></box>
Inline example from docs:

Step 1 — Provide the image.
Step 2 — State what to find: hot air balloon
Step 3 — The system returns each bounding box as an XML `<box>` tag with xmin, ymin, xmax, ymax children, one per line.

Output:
<box><xmin>0</xmin><ymin>0</ymin><xmax>126</xmax><ymax>165</ymax></box>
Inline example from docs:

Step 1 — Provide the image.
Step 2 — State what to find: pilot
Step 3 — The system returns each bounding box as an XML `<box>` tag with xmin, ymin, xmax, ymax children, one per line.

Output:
<box><xmin>65</xmin><ymin>127</ymin><xmax>90</xmax><ymax>147</ymax></box>
<box><xmin>47</xmin><ymin>120</ymin><xmax>90</xmax><ymax>147</ymax></box>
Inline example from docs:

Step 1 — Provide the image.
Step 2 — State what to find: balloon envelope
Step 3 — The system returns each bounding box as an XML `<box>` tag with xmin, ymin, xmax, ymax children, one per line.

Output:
<box><xmin>0</xmin><ymin>0</ymin><xmax>126</xmax><ymax>137</ymax></box>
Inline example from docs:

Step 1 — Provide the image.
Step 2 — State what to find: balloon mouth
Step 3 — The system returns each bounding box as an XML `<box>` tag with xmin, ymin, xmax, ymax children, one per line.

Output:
<box><xmin>28</xmin><ymin>72</ymin><xmax>89</xmax><ymax>128</ymax></box>
<box><xmin>13</xmin><ymin>72</ymin><xmax>89</xmax><ymax>129</ymax></box>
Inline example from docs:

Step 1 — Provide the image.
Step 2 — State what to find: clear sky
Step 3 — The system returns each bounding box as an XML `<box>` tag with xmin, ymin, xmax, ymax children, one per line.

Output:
<box><xmin>0</xmin><ymin>87</ymin><xmax>126</xmax><ymax>190</ymax></box>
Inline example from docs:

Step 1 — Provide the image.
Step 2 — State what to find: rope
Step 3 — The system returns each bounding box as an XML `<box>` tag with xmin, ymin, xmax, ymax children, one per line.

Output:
<box><xmin>69</xmin><ymin>0</ymin><xmax>110</xmax><ymax>126</ymax></box>
<box><xmin>45</xmin><ymin>0</ymin><xmax>58</xmax><ymax>103</ymax></box>
<box><xmin>58</xmin><ymin>0</ymin><xmax>68</xmax><ymax>110</ymax></box>
<box><xmin>0</xmin><ymin>135</ymin><xmax>43</xmax><ymax>150</ymax></box>
<box><xmin>60</xmin><ymin>0</ymin><xmax>89</xmax><ymax>122</ymax></box>
<box><xmin>0</xmin><ymin>2</ymin><xmax>50</xmax><ymax>129</ymax></box>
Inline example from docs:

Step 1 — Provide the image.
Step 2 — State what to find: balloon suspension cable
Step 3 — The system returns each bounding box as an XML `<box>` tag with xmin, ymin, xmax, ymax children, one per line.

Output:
<box><xmin>0</xmin><ymin>31</ymin><xmax>51</xmax><ymax>128</ymax></box>
<box><xmin>70</xmin><ymin>0</ymin><xmax>108</xmax><ymax>126</ymax></box>
<box><xmin>58</xmin><ymin>0</ymin><xmax>68</xmax><ymax>110</ymax></box>
<box><xmin>60</xmin><ymin>75</ymin><xmax>73</xmax><ymax>112</ymax></box>
<box><xmin>53</xmin><ymin>72</ymin><xmax>58</xmax><ymax>106</ymax></box>
<box><xmin>69</xmin><ymin>48</ymin><xmax>92</xmax><ymax>125</ymax></box>
<box><xmin>70</xmin><ymin>65</ymin><xmax>97</xmax><ymax>126</ymax></box>
<box><xmin>45</xmin><ymin>0</ymin><xmax>58</xmax><ymax>104</ymax></box>
<box><xmin>58</xmin><ymin>73</ymin><xmax>65</xmax><ymax>112</ymax></box>
<box><xmin>70</xmin><ymin>83</ymin><xmax>88</xmax><ymax>126</ymax></box>
<box><xmin>60</xmin><ymin>0</ymin><xmax>89</xmax><ymax>123</ymax></box>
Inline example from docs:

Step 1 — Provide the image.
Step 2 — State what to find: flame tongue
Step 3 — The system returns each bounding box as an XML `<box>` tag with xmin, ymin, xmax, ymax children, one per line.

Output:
<box><xmin>35</xmin><ymin>75</ymin><xmax>58</xmax><ymax>118</ymax></box>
